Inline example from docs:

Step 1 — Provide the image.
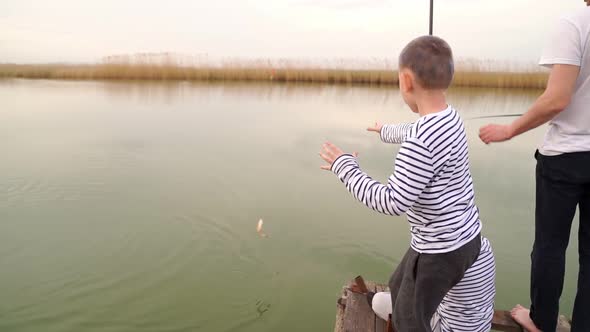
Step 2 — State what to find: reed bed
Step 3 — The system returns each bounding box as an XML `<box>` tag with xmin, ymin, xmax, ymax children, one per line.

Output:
<box><xmin>0</xmin><ymin>54</ymin><xmax>549</xmax><ymax>89</ymax></box>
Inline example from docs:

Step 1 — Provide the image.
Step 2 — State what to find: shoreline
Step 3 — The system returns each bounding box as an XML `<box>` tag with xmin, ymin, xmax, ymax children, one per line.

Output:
<box><xmin>0</xmin><ymin>63</ymin><xmax>548</xmax><ymax>89</ymax></box>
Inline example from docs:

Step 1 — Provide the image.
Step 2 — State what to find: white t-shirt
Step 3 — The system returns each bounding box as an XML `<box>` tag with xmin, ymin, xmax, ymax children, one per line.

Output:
<box><xmin>539</xmin><ymin>7</ymin><xmax>590</xmax><ymax>155</ymax></box>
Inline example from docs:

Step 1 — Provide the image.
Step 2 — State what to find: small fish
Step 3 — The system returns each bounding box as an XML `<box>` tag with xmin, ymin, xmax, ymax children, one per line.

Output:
<box><xmin>257</xmin><ymin>218</ymin><xmax>268</xmax><ymax>238</ymax></box>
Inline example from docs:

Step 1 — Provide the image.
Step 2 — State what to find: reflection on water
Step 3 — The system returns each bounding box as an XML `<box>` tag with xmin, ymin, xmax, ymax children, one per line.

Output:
<box><xmin>95</xmin><ymin>80</ymin><xmax>540</xmax><ymax>112</ymax></box>
<box><xmin>0</xmin><ymin>79</ymin><xmax>578</xmax><ymax>332</ymax></box>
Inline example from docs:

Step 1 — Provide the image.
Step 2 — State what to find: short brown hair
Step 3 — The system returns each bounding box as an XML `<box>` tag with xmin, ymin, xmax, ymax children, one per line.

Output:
<box><xmin>399</xmin><ymin>36</ymin><xmax>454</xmax><ymax>89</ymax></box>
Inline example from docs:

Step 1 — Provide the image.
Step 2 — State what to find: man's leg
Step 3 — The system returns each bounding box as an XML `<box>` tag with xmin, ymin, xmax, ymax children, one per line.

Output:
<box><xmin>572</xmin><ymin>186</ymin><xmax>590</xmax><ymax>332</ymax></box>
<box><xmin>529</xmin><ymin>153</ymin><xmax>580</xmax><ymax>331</ymax></box>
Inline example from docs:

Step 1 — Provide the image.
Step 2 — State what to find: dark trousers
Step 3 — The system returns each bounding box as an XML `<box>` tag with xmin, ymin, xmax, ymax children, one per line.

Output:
<box><xmin>388</xmin><ymin>234</ymin><xmax>481</xmax><ymax>332</ymax></box>
<box><xmin>531</xmin><ymin>151</ymin><xmax>590</xmax><ymax>332</ymax></box>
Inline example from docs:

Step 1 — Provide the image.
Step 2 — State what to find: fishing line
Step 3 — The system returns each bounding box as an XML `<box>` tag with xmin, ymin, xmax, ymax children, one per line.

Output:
<box><xmin>466</xmin><ymin>113</ymin><xmax>523</xmax><ymax>120</ymax></box>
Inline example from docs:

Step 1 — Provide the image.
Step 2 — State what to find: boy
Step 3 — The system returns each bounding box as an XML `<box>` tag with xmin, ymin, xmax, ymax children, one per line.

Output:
<box><xmin>319</xmin><ymin>36</ymin><xmax>496</xmax><ymax>332</ymax></box>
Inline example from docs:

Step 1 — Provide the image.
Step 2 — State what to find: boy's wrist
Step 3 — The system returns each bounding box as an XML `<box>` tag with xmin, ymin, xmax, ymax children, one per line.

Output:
<box><xmin>331</xmin><ymin>153</ymin><xmax>356</xmax><ymax>173</ymax></box>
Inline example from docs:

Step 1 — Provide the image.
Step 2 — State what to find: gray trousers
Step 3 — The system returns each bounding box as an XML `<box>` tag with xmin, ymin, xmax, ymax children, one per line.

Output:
<box><xmin>388</xmin><ymin>234</ymin><xmax>481</xmax><ymax>332</ymax></box>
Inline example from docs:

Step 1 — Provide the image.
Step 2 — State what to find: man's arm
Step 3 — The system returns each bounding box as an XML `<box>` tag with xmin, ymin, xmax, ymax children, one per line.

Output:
<box><xmin>480</xmin><ymin>15</ymin><xmax>582</xmax><ymax>144</ymax></box>
<box><xmin>479</xmin><ymin>64</ymin><xmax>580</xmax><ymax>144</ymax></box>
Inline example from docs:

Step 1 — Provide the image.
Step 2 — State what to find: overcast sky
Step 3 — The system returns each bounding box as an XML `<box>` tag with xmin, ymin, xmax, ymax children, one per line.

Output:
<box><xmin>0</xmin><ymin>0</ymin><xmax>584</xmax><ymax>64</ymax></box>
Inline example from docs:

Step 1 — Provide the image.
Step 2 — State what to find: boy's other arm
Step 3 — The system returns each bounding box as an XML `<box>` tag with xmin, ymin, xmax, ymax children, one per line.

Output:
<box><xmin>479</xmin><ymin>64</ymin><xmax>580</xmax><ymax>143</ymax></box>
<box><xmin>328</xmin><ymin>138</ymin><xmax>434</xmax><ymax>216</ymax></box>
<box><xmin>368</xmin><ymin>123</ymin><xmax>414</xmax><ymax>144</ymax></box>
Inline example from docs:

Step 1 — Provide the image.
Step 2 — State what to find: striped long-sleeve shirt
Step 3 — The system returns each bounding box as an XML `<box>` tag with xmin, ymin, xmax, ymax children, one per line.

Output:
<box><xmin>331</xmin><ymin>105</ymin><xmax>482</xmax><ymax>254</ymax></box>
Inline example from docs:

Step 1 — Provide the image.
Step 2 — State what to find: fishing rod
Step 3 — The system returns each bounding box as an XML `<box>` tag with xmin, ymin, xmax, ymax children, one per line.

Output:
<box><xmin>427</xmin><ymin>2</ymin><xmax>519</xmax><ymax>121</ymax></box>
<box><xmin>429</xmin><ymin>0</ymin><xmax>434</xmax><ymax>35</ymax></box>
<box><xmin>467</xmin><ymin>114</ymin><xmax>524</xmax><ymax>120</ymax></box>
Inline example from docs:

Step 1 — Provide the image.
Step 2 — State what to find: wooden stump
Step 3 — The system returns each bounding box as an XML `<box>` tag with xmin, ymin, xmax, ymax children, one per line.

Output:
<box><xmin>335</xmin><ymin>280</ymin><xmax>387</xmax><ymax>332</ymax></box>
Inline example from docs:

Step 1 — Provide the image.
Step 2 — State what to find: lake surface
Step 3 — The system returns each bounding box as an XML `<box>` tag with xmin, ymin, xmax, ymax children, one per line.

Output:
<box><xmin>0</xmin><ymin>79</ymin><xmax>580</xmax><ymax>331</ymax></box>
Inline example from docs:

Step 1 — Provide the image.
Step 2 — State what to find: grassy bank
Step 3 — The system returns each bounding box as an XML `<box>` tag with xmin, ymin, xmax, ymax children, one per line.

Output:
<box><xmin>0</xmin><ymin>61</ymin><xmax>549</xmax><ymax>89</ymax></box>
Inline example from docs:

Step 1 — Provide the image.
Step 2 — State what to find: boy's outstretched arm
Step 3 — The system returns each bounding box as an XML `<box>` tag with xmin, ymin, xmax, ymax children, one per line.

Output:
<box><xmin>368</xmin><ymin>122</ymin><xmax>413</xmax><ymax>144</ymax></box>
<box><xmin>320</xmin><ymin>139</ymin><xmax>434</xmax><ymax>216</ymax></box>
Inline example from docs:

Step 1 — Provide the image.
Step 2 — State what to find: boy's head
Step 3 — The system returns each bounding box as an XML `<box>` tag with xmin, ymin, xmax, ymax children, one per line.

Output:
<box><xmin>398</xmin><ymin>36</ymin><xmax>454</xmax><ymax>112</ymax></box>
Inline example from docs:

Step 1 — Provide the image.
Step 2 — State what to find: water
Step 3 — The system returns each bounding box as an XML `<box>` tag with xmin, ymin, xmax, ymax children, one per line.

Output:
<box><xmin>0</xmin><ymin>79</ymin><xmax>580</xmax><ymax>331</ymax></box>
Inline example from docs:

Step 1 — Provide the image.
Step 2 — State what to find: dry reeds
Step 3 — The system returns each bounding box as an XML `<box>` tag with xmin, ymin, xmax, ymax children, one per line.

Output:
<box><xmin>0</xmin><ymin>65</ymin><xmax>395</xmax><ymax>85</ymax></box>
<box><xmin>453</xmin><ymin>58</ymin><xmax>548</xmax><ymax>89</ymax></box>
<box><xmin>0</xmin><ymin>54</ymin><xmax>549</xmax><ymax>89</ymax></box>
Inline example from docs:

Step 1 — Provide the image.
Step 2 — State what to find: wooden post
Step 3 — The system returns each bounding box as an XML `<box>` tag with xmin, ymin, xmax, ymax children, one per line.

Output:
<box><xmin>354</xmin><ymin>276</ymin><xmax>369</xmax><ymax>293</ymax></box>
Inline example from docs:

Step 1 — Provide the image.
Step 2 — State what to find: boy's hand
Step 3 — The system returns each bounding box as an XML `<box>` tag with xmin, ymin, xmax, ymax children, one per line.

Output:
<box><xmin>479</xmin><ymin>124</ymin><xmax>513</xmax><ymax>144</ymax></box>
<box><xmin>367</xmin><ymin>122</ymin><xmax>383</xmax><ymax>134</ymax></box>
<box><xmin>319</xmin><ymin>142</ymin><xmax>358</xmax><ymax>170</ymax></box>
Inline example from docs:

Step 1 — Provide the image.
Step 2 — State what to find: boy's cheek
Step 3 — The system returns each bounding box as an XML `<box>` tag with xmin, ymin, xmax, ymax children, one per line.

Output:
<box><xmin>400</xmin><ymin>93</ymin><xmax>417</xmax><ymax>112</ymax></box>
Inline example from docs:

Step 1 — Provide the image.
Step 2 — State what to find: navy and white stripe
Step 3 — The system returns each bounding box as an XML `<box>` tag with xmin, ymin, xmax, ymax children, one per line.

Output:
<box><xmin>331</xmin><ymin>105</ymin><xmax>482</xmax><ymax>254</ymax></box>
<box><xmin>381</xmin><ymin>122</ymin><xmax>413</xmax><ymax>144</ymax></box>
<box><xmin>431</xmin><ymin>237</ymin><xmax>496</xmax><ymax>332</ymax></box>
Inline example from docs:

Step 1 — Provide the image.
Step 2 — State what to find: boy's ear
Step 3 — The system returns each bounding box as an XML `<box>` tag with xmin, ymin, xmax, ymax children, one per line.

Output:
<box><xmin>400</xmin><ymin>70</ymin><xmax>413</xmax><ymax>93</ymax></box>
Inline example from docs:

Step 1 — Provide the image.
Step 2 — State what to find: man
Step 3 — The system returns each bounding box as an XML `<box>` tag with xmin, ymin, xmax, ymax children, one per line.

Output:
<box><xmin>479</xmin><ymin>2</ymin><xmax>590</xmax><ymax>331</ymax></box>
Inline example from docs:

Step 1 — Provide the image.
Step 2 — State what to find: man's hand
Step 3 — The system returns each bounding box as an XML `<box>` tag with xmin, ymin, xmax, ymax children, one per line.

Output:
<box><xmin>479</xmin><ymin>124</ymin><xmax>513</xmax><ymax>144</ymax></box>
<box><xmin>319</xmin><ymin>142</ymin><xmax>358</xmax><ymax>170</ymax></box>
<box><xmin>367</xmin><ymin>122</ymin><xmax>383</xmax><ymax>134</ymax></box>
